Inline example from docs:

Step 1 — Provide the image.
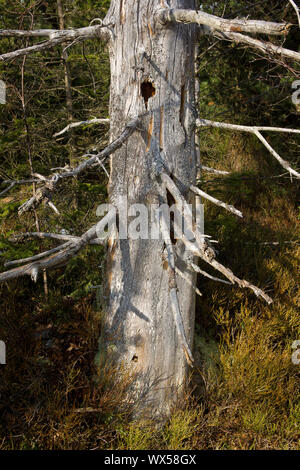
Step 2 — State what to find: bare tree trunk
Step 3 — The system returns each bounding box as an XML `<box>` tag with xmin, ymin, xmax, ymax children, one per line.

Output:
<box><xmin>56</xmin><ymin>0</ymin><xmax>76</xmax><ymax>160</ymax></box>
<box><xmin>57</xmin><ymin>0</ymin><xmax>73</xmax><ymax>128</ymax></box>
<box><xmin>96</xmin><ymin>0</ymin><xmax>198</xmax><ymax>418</ymax></box>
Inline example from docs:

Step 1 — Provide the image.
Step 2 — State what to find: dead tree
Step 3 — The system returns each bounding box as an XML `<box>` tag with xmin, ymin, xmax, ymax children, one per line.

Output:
<box><xmin>0</xmin><ymin>1</ymin><xmax>300</xmax><ymax>418</ymax></box>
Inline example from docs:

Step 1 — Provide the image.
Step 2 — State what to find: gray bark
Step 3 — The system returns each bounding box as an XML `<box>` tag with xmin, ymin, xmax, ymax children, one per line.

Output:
<box><xmin>96</xmin><ymin>0</ymin><xmax>198</xmax><ymax>418</ymax></box>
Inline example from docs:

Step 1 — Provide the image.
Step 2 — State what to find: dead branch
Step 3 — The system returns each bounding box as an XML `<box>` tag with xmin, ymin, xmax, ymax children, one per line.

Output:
<box><xmin>169</xmin><ymin>288</ymin><xmax>194</xmax><ymax>366</ymax></box>
<box><xmin>156</xmin><ymin>8</ymin><xmax>290</xmax><ymax>35</ymax></box>
<box><xmin>175</xmin><ymin>267</ymin><xmax>202</xmax><ymax>297</ymax></box>
<box><xmin>0</xmin><ymin>179</ymin><xmax>39</xmax><ymax>197</ymax></box>
<box><xmin>161</xmin><ymin>172</ymin><xmax>273</xmax><ymax>304</ymax></box>
<box><xmin>190</xmin><ymin>185</ymin><xmax>243</xmax><ymax>218</ymax></box>
<box><xmin>18</xmin><ymin>117</ymin><xmax>140</xmax><ymax>215</ymax></box>
<box><xmin>183</xmin><ymin>235</ymin><xmax>273</xmax><ymax>304</ymax></box>
<box><xmin>4</xmin><ymin>242</ymin><xmax>71</xmax><ymax>267</ymax></box>
<box><xmin>200</xmin><ymin>166</ymin><xmax>230</xmax><ymax>176</ymax></box>
<box><xmin>197</xmin><ymin>119</ymin><xmax>300</xmax><ymax>179</ymax></box>
<box><xmin>197</xmin><ymin>119</ymin><xmax>300</xmax><ymax>135</ymax></box>
<box><xmin>246</xmin><ymin>240</ymin><xmax>300</xmax><ymax>246</ymax></box>
<box><xmin>47</xmin><ymin>201</ymin><xmax>60</xmax><ymax>215</ymax></box>
<box><xmin>206</xmin><ymin>258</ymin><xmax>273</xmax><ymax>304</ymax></box>
<box><xmin>189</xmin><ymin>261</ymin><xmax>231</xmax><ymax>285</ymax></box>
<box><xmin>0</xmin><ymin>210</ymin><xmax>114</xmax><ymax>283</ymax></box>
<box><xmin>289</xmin><ymin>0</ymin><xmax>300</xmax><ymax>28</ymax></box>
<box><xmin>0</xmin><ymin>25</ymin><xmax>110</xmax><ymax>61</ymax></box>
<box><xmin>212</xmin><ymin>30</ymin><xmax>300</xmax><ymax>63</ymax></box>
<box><xmin>160</xmin><ymin>188</ymin><xmax>194</xmax><ymax>366</ymax></box>
<box><xmin>9</xmin><ymin>232</ymin><xmax>104</xmax><ymax>245</ymax></box>
<box><xmin>0</xmin><ymin>29</ymin><xmax>64</xmax><ymax>38</ymax></box>
<box><xmin>53</xmin><ymin>118</ymin><xmax>110</xmax><ymax>138</ymax></box>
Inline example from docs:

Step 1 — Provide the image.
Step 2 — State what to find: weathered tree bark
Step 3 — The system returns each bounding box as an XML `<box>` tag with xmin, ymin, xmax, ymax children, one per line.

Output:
<box><xmin>96</xmin><ymin>0</ymin><xmax>198</xmax><ymax>418</ymax></box>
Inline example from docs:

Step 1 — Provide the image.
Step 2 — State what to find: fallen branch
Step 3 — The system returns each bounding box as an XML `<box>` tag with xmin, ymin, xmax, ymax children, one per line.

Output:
<box><xmin>53</xmin><ymin>118</ymin><xmax>110</xmax><ymax>138</ymax></box>
<box><xmin>197</xmin><ymin>119</ymin><xmax>300</xmax><ymax>179</ymax></box>
<box><xmin>47</xmin><ymin>201</ymin><xmax>60</xmax><ymax>215</ymax></box>
<box><xmin>4</xmin><ymin>242</ymin><xmax>71</xmax><ymax>267</ymax></box>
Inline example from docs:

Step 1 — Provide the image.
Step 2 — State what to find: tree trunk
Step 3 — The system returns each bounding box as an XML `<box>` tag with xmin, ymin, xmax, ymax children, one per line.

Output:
<box><xmin>57</xmin><ymin>0</ymin><xmax>77</xmax><ymax>171</ymax></box>
<box><xmin>97</xmin><ymin>0</ymin><xmax>198</xmax><ymax>418</ymax></box>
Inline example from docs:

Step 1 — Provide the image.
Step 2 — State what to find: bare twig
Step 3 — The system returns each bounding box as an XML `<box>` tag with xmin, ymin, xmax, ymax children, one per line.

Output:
<box><xmin>206</xmin><ymin>257</ymin><xmax>273</xmax><ymax>304</ymax></box>
<box><xmin>0</xmin><ymin>179</ymin><xmax>39</xmax><ymax>197</ymax></box>
<box><xmin>246</xmin><ymin>240</ymin><xmax>300</xmax><ymax>246</ymax></box>
<box><xmin>289</xmin><ymin>0</ymin><xmax>300</xmax><ymax>28</ymax></box>
<box><xmin>175</xmin><ymin>267</ymin><xmax>202</xmax><ymax>297</ymax></box>
<box><xmin>9</xmin><ymin>232</ymin><xmax>104</xmax><ymax>245</ymax></box>
<box><xmin>200</xmin><ymin>166</ymin><xmax>230</xmax><ymax>176</ymax></box>
<box><xmin>197</xmin><ymin>119</ymin><xmax>300</xmax><ymax>179</ymax></box>
<box><xmin>183</xmin><ymin>235</ymin><xmax>273</xmax><ymax>304</ymax></box>
<box><xmin>4</xmin><ymin>242</ymin><xmax>71</xmax><ymax>267</ymax></box>
<box><xmin>189</xmin><ymin>261</ymin><xmax>232</xmax><ymax>285</ymax></box>
<box><xmin>190</xmin><ymin>185</ymin><xmax>243</xmax><ymax>218</ymax></box>
<box><xmin>197</xmin><ymin>119</ymin><xmax>300</xmax><ymax>136</ymax></box>
<box><xmin>47</xmin><ymin>201</ymin><xmax>60</xmax><ymax>215</ymax></box>
<box><xmin>53</xmin><ymin>118</ymin><xmax>110</xmax><ymax>138</ymax></box>
<box><xmin>212</xmin><ymin>29</ymin><xmax>300</xmax><ymax>63</ymax></box>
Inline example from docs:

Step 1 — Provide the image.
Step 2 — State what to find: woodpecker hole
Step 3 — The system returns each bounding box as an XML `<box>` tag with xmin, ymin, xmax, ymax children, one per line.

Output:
<box><xmin>141</xmin><ymin>80</ymin><xmax>155</xmax><ymax>109</ymax></box>
<box><xmin>132</xmin><ymin>354</ymin><xmax>139</xmax><ymax>363</ymax></box>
